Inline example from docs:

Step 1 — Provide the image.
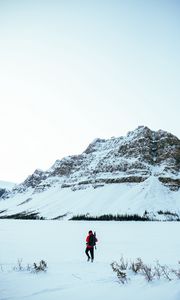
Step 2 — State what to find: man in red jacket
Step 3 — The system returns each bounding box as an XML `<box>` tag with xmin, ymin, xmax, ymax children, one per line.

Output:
<box><xmin>85</xmin><ymin>230</ymin><xmax>98</xmax><ymax>262</ymax></box>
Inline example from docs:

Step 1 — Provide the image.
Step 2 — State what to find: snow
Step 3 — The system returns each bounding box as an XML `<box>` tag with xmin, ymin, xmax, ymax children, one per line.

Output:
<box><xmin>0</xmin><ymin>220</ymin><xmax>180</xmax><ymax>300</ymax></box>
<box><xmin>0</xmin><ymin>176</ymin><xmax>179</xmax><ymax>220</ymax></box>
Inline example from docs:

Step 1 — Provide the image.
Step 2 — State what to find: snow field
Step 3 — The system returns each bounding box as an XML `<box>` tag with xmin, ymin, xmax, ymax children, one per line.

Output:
<box><xmin>1</xmin><ymin>177</ymin><xmax>180</xmax><ymax>220</ymax></box>
<box><xmin>0</xmin><ymin>220</ymin><xmax>180</xmax><ymax>300</ymax></box>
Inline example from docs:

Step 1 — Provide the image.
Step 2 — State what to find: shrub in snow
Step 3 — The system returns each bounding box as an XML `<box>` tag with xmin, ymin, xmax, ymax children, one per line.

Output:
<box><xmin>171</xmin><ymin>268</ymin><xmax>180</xmax><ymax>279</ymax></box>
<box><xmin>130</xmin><ymin>257</ymin><xmax>143</xmax><ymax>274</ymax></box>
<box><xmin>111</xmin><ymin>261</ymin><xmax>128</xmax><ymax>284</ymax></box>
<box><xmin>13</xmin><ymin>259</ymin><xmax>24</xmax><ymax>271</ymax></box>
<box><xmin>140</xmin><ymin>264</ymin><xmax>155</xmax><ymax>282</ymax></box>
<box><xmin>156</xmin><ymin>262</ymin><xmax>172</xmax><ymax>281</ymax></box>
<box><xmin>130</xmin><ymin>258</ymin><xmax>155</xmax><ymax>281</ymax></box>
<box><xmin>13</xmin><ymin>259</ymin><xmax>47</xmax><ymax>273</ymax></box>
<box><xmin>111</xmin><ymin>256</ymin><xmax>180</xmax><ymax>284</ymax></box>
<box><xmin>154</xmin><ymin>261</ymin><xmax>162</xmax><ymax>280</ymax></box>
<box><xmin>172</xmin><ymin>261</ymin><xmax>180</xmax><ymax>279</ymax></box>
<box><xmin>33</xmin><ymin>260</ymin><xmax>47</xmax><ymax>272</ymax></box>
<box><xmin>119</xmin><ymin>255</ymin><xmax>128</xmax><ymax>270</ymax></box>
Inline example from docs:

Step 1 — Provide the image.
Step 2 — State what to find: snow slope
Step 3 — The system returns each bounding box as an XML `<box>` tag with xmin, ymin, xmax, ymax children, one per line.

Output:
<box><xmin>0</xmin><ymin>220</ymin><xmax>180</xmax><ymax>300</ymax></box>
<box><xmin>0</xmin><ymin>176</ymin><xmax>179</xmax><ymax>220</ymax></box>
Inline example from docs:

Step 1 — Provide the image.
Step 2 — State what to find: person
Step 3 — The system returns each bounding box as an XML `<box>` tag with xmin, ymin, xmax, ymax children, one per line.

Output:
<box><xmin>85</xmin><ymin>230</ymin><xmax>98</xmax><ymax>262</ymax></box>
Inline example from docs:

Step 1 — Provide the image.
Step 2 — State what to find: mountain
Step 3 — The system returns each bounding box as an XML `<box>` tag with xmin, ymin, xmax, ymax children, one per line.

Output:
<box><xmin>0</xmin><ymin>181</ymin><xmax>16</xmax><ymax>198</ymax></box>
<box><xmin>0</xmin><ymin>126</ymin><xmax>180</xmax><ymax>220</ymax></box>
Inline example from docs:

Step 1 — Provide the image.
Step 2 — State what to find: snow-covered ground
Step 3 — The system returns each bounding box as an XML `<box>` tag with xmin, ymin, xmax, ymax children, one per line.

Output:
<box><xmin>0</xmin><ymin>220</ymin><xmax>180</xmax><ymax>300</ymax></box>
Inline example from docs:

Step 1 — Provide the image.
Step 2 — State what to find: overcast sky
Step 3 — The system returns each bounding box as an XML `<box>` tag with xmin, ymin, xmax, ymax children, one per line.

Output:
<box><xmin>0</xmin><ymin>0</ymin><xmax>179</xmax><ymax>183</ymax></box>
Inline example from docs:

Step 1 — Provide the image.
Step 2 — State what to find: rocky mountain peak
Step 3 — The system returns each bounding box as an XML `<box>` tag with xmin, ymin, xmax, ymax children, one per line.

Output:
<box><xmin>84</xmin><ymin>138</ymin><xmax>106</xmax><ymax>154</ymax></box>
<box><xmin>8</xmin><ymin>126</ymin><xmax>180</xmax><ymax>195</ymax></box>
<box><xmin>127</xmin><ymin>125</ymin><xmax>152</xmax><ymax>138</ymax></box>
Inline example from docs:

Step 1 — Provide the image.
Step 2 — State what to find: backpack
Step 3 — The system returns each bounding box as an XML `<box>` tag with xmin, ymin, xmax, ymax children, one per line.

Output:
<box><xmin>89</xmin><ymin>234</ymin><xmax>96</xmax><ymax>246</ymax></box>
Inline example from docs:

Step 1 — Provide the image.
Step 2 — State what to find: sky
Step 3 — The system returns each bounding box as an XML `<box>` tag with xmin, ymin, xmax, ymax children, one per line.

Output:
<box><xmin>0</xmin><ymin>0</ymin><xmax>180</xmax><ymax>183</ymax></box>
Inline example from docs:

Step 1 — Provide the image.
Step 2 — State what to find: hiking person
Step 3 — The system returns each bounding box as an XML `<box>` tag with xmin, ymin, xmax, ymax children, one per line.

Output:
<box><xmin>85</xmin><ymin>230</ymin><xmax>98</xmax><ymax>262</ymax></box>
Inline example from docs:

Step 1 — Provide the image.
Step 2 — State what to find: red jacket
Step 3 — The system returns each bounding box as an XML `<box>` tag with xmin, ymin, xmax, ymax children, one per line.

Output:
<box><xmin>86</xmin><ymin>233</ymin><xmax>98</xmax><ymax>249</ymax></box>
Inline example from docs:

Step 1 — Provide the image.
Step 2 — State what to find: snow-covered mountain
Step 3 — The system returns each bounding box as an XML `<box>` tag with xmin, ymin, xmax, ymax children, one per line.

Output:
<box><xmin>0</xmin><ymin>180</ymin><xmax>16</xmax><ymax>198</ymax></box>
<box><xmin>0</xmin><ymin>126</ymin><xmax>180</xmax><ymax>220</ymax></box>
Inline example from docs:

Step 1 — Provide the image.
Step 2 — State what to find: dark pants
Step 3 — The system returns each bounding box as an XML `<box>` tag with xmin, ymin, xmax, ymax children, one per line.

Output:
<box><xmin>85</xmin><ymin>247</ymin><xmax>94</xmax><ymax>260</ymax></box>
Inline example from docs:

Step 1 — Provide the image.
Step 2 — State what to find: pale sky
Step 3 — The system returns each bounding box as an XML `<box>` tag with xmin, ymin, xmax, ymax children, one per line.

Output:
<box><xmin>0</xmin><ymin>0</ymin><xmax>180</xmax><ymax>183</ymax></box>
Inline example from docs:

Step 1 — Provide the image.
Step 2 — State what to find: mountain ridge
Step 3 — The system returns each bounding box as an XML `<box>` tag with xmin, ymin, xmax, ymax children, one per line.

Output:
<box><xmin>0</xmin><ymin>126</ymin><xmax>179</xmax><ymax>220</ymax></box>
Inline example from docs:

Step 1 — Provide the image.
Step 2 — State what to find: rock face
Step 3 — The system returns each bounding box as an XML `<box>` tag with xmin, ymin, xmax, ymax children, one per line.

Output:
<box><xmin>0</xmin><ymin>181</ymin><xmax>16</xmax><ymax>198</ymax></box>
<box><xmin>0</xmin><ymin>126</ymin><xmax>180</xmax><ymax>220</ymax></box>
<box><xmin>7</xmin><ymin>126</ymin><xmax>180</xmax><ymax>194</ymax></box>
